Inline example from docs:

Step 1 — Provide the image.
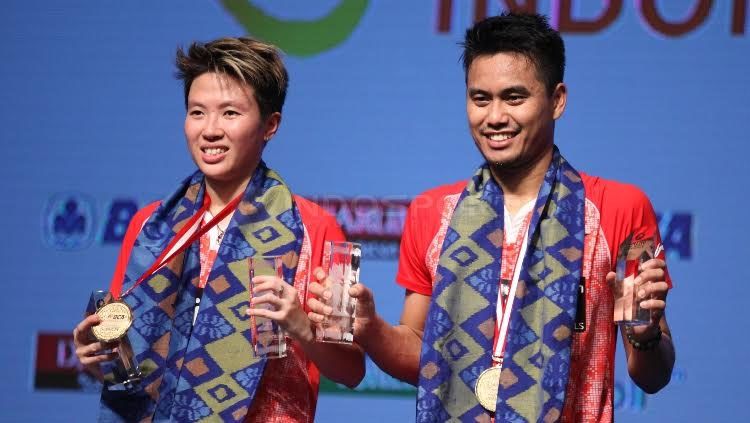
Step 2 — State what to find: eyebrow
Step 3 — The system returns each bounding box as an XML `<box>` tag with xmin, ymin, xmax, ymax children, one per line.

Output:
<box><xmin>217</xmin><ymin>101</ymin><xmax>243</xmax><ymax>109</ymax></box>
<box><xmin>187</xmin><ymin>100</ymin><xmax>245</xmax><ymax>109</ymax></box>
<box><xmin>468</xmin><ymin>88</ymin><xmax>490</xmax><ymax>97</ymax></box>
<box><xmin>468</xmin><ymin>85</ymin><xmax>532</xmax><ymax>97</ymax></box>
<box><xmin>501</xmin><ymin>85</ymin><xmax>531</xmax><ymax>96</ymax></box>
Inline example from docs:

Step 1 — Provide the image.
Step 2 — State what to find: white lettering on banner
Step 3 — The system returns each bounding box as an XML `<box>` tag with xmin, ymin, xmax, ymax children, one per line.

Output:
<box><xmin>56</xmin><ymin>338</ymin><xmax>78</xmax><ymax>369</ymax></box>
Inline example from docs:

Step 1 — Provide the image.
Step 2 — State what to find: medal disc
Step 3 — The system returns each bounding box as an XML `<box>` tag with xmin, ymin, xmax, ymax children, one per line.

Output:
<box><xmin>92</xmin><ymin>301</ymin><xmax>133</xmax><ymax>343</ymax></box>
<box><xmin>475</xmin><ymin>366</ymin><xmax>502</xmax><ymax>412</ymax></box>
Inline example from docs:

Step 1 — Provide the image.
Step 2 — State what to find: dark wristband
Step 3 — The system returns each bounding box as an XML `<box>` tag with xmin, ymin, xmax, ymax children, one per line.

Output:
<box><xmin>624</xmin><ymin>325</ymin><xmax>662</xmax><ymax>351</ymax></box>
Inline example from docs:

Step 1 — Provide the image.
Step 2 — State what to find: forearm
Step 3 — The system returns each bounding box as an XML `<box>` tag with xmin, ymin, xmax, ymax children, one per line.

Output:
<box><xmin>358</xmin><ymin>314</ymin><xmax>423</xmax><ymax>385</ymax></box>
<box><xmin>625</xmin><ymin>327</ymin><xmax>675</xmax><ymax>393</ymax></box>
<box><xmin>295</xmin><ymin>331</ymin><xmax>365</xmax><ymax>388</ymax></box>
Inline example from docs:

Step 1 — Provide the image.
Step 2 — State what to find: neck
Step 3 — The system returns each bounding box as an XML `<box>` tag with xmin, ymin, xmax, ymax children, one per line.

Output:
<box><xmin>205</xmin><ymin>175</ymin><xmax>251</xmax><ymax>215</ymax></box>
<box><xmin>490</xmin><ymin>147</ymin><xmax>553</xmax><ymax>216</ymax></box>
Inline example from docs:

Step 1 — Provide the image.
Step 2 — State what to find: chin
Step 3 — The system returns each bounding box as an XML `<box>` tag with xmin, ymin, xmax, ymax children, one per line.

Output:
<box><xmin>483</xmin><ymin>151</ymin><xmax>521</xmax><ymax>167</ymax></box>
<box><xmin>198</xmin><ymin>167</ymin><xmax>228</xmax><ymax>180</ymax></box>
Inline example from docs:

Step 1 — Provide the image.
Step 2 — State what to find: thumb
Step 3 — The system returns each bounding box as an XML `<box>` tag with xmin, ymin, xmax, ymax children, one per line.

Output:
<box><xmin>606</xmin><ymin>271</ymin><xmax>616</xmax><ymax>286</ymax></box>
<box><xmin>350</xmin><ymin>283</ymin><xmax>373</xmax><ymax>305</ymax></box>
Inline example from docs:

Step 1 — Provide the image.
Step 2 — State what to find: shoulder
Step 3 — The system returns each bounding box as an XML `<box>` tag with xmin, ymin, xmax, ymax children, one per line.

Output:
<box><xmin>416</xmin><ymin>180</ymin><xmax>466</xmax><ymax>201</ymax></box>
<box><xmin>408</xmin><ymin>180</ymin><xmax>466</xmax><ymax>218</ymax></box>
<box><xmin>123</xmin><ymin>200</ymin><xmax>161</xmax><ymax>239</ymax></box>
<box><xmin>581</xmin><ymin>172</ymin><xmax>652</xmax><ymax>213</ymax></box>
<box><xmin>135</xmin><ymin>201</ymin><xmax>161</xmax><ymax>224</ymax></box>
<box><xmin>396</xmin><ymin>182</ymin><xmax>467</xmax><ymax>296</ymax></box>
<box><xmin>579</xmin><ymin>172</ymin><xmax>660</xmax><ymax>261</ymax></box>
<box><xmin>108</xmin><ymin>200</ymin><xmax>161</xmax><ymax>295</ymax></box>
<box><xmin>293</xmin><ymin>195</ymin><xmax>341</xmax><ymax>231</ymax></box>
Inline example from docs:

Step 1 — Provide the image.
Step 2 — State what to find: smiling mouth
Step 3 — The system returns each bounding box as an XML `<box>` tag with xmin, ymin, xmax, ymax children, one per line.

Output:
<box><xmin>487</xmin><ymin>133</ymin><xmax>516</xmax><ymax>141</ymax></box>
<box><xmin>202</xmin><ymin>147</ymin><xmax>228</xmax><ymax>156</ymax></box>
<box><xmin>482</xmin><ymin>131</ymin><xmax>520</xmax><ymax>144</ymax></box>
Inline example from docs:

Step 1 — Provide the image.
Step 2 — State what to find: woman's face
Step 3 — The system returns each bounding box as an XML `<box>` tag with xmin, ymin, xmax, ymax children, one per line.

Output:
<box><xmin>184</xmin><ymin>72</ymin><xmax>279</xmax><ymax>189</ymax></box>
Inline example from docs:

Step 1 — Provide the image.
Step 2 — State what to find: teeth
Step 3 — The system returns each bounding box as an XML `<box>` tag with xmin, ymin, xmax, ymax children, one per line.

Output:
<box><xmin>488</xmin><ymin>133</ymin><xmax>514</xmax><ymax>141</ymax></box>
<box><xmin>204</xmin><ymin>147</ymin><xmax>227</xmax><ymax>155</ymax></box>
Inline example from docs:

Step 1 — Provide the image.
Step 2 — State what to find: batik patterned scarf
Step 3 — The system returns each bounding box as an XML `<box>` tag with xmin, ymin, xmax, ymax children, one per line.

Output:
<box><xmin>417</xmin><ymin>147</ymin><xmax>585</xmax><ymax>422</ymax></box>
<box><xmin>98</xmin><ymin>162</ymin><xmax>304</xmax><ymax>422</ymax></box>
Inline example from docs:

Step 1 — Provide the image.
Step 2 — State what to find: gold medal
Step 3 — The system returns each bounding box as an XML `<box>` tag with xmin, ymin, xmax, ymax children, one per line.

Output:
<box><xmin>91</xmin><ymin>300</ymin><xmax>133</xmax><ymax>343</ymax></box>
<box><xmin>474</xmin><ymin>366</ymin><xmax>502</xmax><ymax>412</ymax></box>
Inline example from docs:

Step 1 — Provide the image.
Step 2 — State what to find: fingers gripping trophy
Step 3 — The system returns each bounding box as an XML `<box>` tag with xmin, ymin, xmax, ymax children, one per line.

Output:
<box><xmin>79</xmin><ymin>289</ymin><xmax>142</xmax><ymax>390</ymax></box>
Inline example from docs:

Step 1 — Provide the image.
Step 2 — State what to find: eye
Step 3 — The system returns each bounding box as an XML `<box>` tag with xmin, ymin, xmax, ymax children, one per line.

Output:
<box><xmin>224</xmin><ymin>110</ymin><xmax>240</xmax><ymax>117</ymax></box>
<box><xmin>472</xmin><ymin>95</ymin><xmax>490</xmax><ymax>106</ymax></box>
<box><xmin>506</xmin><ymin>95</ymin><xmax>526</xmax><ymax>105</ymax></box>
<box><xmin>188</xmin><ymin>109</ymin><xmax>204</xmax><ymax>117</ymax></box>
<box><xmin>504</xmin><ymin>91</ymin><xmax>529</xmax><ymax>105</ymax></box>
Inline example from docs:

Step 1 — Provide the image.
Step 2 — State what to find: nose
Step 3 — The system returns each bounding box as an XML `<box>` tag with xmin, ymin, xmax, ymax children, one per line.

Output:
<box><xmin>486</xmin><ymin>100</ymin><xmax>510</xmax><ymax>128</ymax></box>
<box><xmin>202</xmin><ymin>114</ymin><xmax>224</xmax><ymax>141</ymax></box>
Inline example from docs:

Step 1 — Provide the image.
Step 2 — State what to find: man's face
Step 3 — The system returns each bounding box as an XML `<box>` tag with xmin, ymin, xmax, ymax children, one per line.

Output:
<box><xmin>184</xmin><ymin>72</ymin><xmax>279</xmax><ymax>187</ymax></box>
<box><xmin>466</xmin><ymin>52</ymin><xmax>566</xmax><ymax>172</ymax></box>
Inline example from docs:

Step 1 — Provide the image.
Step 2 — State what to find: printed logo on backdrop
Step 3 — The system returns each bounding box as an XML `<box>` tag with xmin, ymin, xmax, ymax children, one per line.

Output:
<box><xmin>219</xmin><ymin>1</ymin><xmax>746</xmax><ymax>59</ymax></box>
<box><xmin>42</xmin><ymin>193</ymin><xmax>695</xmax><ymax>261</ymax></box>
<box><xmin>42</xmin><ymin>193</ymin><xmax>96</xmax><ymax>250</ymax></box>
<box><xmin>220</xmin><ymin>0</ymin><xmax>369</xmax><ymax>56</ymax></box>
<box><xmin>311</xmin><ymin>197</ymin><xmax>410</xmax><ymax>260</ymax></box>
<box><xmin>436</xmin><ymin>0</ymin><xmax>747</xmax><ymax>36</ymax></box>
<box><xmin>42</xmin><ymin>195</ymin><xmax>139</xmax><ymax>251</ymax></box>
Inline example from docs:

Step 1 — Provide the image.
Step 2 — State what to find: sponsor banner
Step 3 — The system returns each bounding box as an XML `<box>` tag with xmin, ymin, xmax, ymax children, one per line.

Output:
<box><xmin>42</xmin><ymin>194</ymin><xmax>694</xmax><ymax>261</ymax></box>
<box><xmin>33</xmin><ymin>333</ymin><xmax>101</xmax><ymax>392</ymax></box>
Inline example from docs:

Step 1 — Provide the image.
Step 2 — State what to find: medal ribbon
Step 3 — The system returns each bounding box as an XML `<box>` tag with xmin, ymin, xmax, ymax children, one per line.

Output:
<box><xmin>492</xmin><ymin>210</ymin><xmax>533</xmax><ymax>365</ymax></box>
<box><xmin>118</xmin><ymin>192</ymin><xmax>243</xmax><ymax>299</ymax></box>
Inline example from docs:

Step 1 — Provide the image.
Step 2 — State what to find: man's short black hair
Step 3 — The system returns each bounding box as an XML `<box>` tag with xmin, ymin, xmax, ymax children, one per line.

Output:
<box><xmin>462</xmin><ymin>13</ymin><xmax>565</xmax><ymax>94</ymax></box>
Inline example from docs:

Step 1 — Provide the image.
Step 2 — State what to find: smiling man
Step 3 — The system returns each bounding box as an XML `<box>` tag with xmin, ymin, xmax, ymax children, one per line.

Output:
<box><xmin>309</xmin><ymin>12</ymin><xmax>675</xmax><ymax>422</ymax></box>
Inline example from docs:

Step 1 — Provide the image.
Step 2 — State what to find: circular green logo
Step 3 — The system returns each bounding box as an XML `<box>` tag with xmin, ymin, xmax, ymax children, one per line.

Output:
<box><xmin>220</xmin><ymin>0</ymin><xmax>369</xmax><ymax>57</ymax></box>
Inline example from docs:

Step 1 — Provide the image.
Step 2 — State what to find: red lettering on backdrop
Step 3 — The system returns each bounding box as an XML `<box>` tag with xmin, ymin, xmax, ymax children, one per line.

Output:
<box><xmin>503</xmin><ymin>0</ymin><xmax>538</xmax><ymax>14</ymax></box>
<box><xmin>554</xmin><ymin>0</ymin><xmax>623</xmax><ymax>33</ymax></box>
<box><xmin>437</xmin><ymin>0</ymin><xmax>452</xmax><ymax>33</ymax></box>
<box><xmin>638</xmin><ymin>0</ymin><xmax>713</xmax><ymax>37</ymax></box>
<box><xmin>311</xmin><ymin>197</ymin><xmax>409</xmax><ymax>241</ymax></box>
<box><xmin>437</xmin><ymin>0</ymin><xmax>534</xmax><ymax>32</ymax></box>
<box><xmin>436</xmin><ymin>0</ymin><xmax>745</xmax><ymax>35</ymax></box>
<box><xmin>733</xmin><ymin>0</ymin><xmax>747</xmax><ymax>35</ymax></box>
<box><xmin>475</xmin><ymin>0</ymin><xmax>488</xmax><ymax>22</ymax></box>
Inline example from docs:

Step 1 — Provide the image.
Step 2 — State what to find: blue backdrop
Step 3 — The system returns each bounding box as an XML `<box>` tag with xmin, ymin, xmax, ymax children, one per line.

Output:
<box><xmin>2</xmin><ymin>1</ymin><xmax>748</xmax><ymax>421</ymax></box>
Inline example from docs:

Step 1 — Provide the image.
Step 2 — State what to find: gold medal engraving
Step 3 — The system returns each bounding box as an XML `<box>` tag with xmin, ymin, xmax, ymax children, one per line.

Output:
<box><xmin>92</xmin><ymin>301</ymin><xmax>133</xmax><ymax>343</ymax></box>
<box><xmin>475</xmin><ymin>366</ymin><xmax>502</xmax><ymax>412</ymax></box>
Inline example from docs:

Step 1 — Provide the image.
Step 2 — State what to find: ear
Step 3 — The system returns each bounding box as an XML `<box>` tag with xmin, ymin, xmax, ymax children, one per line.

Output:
<box><xmin>551</xmin><ymin>83</ymin><xmax>567</xmax><ymax>120</ymax></box>
<box><xmin>263</xmin><ymin>112</ymin><xmax>282</xmax><ymax>142</ymax></box>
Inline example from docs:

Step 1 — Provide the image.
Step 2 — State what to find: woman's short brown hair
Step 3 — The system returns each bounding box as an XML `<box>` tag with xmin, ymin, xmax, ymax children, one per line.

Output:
<box><xmin>175</xmin><ymin>37</ymin><xmax>288</xmax><ymax>118</ymax></box>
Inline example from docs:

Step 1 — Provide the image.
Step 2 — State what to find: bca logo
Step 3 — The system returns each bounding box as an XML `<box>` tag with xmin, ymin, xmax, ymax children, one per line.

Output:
<box><xmin>42</xmin><ymin>194</ymin><xmax>96</xmax><ymax>250</ymax></box>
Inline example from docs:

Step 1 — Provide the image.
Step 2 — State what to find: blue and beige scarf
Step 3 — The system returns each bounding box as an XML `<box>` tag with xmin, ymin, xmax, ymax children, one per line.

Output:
<box><xmin>417</xmin><ymin>147</ymin><xmax>585</xmax><ymax>422</ymax></box>
<box><xmin>98</xmin><ymin>162</ymin><xmax>304</xmax><ymax>422</ymax></box>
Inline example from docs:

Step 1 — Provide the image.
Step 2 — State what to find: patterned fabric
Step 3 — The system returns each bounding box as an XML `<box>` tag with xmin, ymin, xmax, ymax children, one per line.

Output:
<box><xmin>417</xmin><ymin>148</ymin><xmax>585</xmax><ymax>422</ymax></box>
<box><xmin>561</xmin><ymin>200</ymin><xmax>614</xmax><ymax>422</ymax></box>
<box><xmin>427</xmin><ymin>196</ymin><xmax>615</xmax><ymax>423</ymax></box>
<box><xmin>98</xmin><ymin>162</ymin><xmax>304</xmax><ymax>422</ymax></box>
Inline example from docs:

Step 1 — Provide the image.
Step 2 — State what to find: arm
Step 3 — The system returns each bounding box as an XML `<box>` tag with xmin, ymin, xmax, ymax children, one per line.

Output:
<box><xmin>610</xmin><ymin>259</ymin><xmax>675</xmax><ymax>393</ymax></box>
<box><xmin>308</xmin><ymin>269</ymin><xmax>430</xmax><ymax>385</ymax></box>
<box><xmin>352</xmin><ymin>287</ymin><xmax>429</xmax><ymax>385</ymax></box>
<box><xmin>247</xmin><ymin>275</ymin><xmax>365</xmax><ymax>388</ymax></box>
<box><xmin>603</xmin><ymin>184</ymin><xmax>676</xmax><ymax>393</ymax></box>
<box><xmin>73</xmin><ymin>203</ymin><xmax>158</xmax><ymax>378</ymax></box>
